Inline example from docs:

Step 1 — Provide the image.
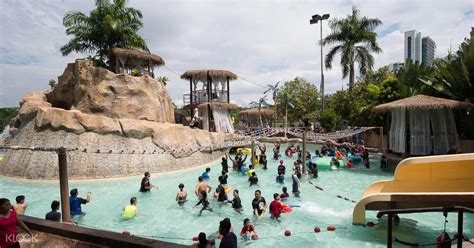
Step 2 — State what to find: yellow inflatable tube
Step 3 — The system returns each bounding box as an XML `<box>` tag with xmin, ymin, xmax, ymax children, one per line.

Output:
<box><xmin>237</xmin><ymin>148</ymin><xmax>252</xmax><ymax>155</ymax></box>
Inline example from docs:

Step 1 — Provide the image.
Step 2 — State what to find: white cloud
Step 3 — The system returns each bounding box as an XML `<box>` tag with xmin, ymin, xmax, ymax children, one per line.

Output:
<box><xmin>0</xmin><ymin>0</ymin><xmax>472</xmax><ymax>107</ymax></box>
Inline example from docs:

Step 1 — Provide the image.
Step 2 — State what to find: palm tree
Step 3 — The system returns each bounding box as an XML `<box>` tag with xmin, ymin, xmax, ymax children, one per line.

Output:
<box><xmin>323</xmin><ymin>7</ymin><xmax>382</xmax><ymax>90</ymax></box>
<box><xmin>60</xmin><ymin>0</ymin><xmax>148</xmax><ymax>70</ymax></box>
<box><xmin>263</xmin><ymin>81</ymin><xmax>281</xmax><ymax>124</ymax></box>
<box><xmin>249</xmin><ymin>96</ymin><xmax>269</xmax><ymax>128</ymax></box>
<box><xmin>157</xmin><ymin>76</ymin><xmax>169</xmax><ymax>86</ymax></box>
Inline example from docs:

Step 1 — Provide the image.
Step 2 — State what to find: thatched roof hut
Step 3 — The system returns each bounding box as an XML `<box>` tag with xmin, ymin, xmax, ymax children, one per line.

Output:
<box><xmin>197</xmin><ymin>102</ymin><xmax>238</xmax><ymax>110</ymax></box>
<box><xmin>111</xmin><ymin>48</ymin><xmax>165</xmax><ymax>76</ymax></box>
<box><xmin>373</xmin><ymin>95</ymin><xmax>473</xmax><ymax>156</ymax></box>
<box><xmin>181</xmin><ymin>69</ymin><xmax>238</xmax><ymax>82</ymax></box>
<box><xmin>240</xmin><ymin>108</ymin><xmax>275</xmax><ymax>116</ymax></box>
<box><xmin>373</xmin><ymin>95</ymin><xmax>474</xmax><ymax>112</ymax></box>
<box><xmin>111</xmin><ymin>48</ymin><xmax>165</xmax><ymax>66</ymax></box>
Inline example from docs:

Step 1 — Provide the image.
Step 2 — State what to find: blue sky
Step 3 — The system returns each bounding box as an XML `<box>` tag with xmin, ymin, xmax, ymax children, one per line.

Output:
<box><xmin>0</xmin><ymin>0</ymin><xmax>472</xmax><ymax>107</ymax></box>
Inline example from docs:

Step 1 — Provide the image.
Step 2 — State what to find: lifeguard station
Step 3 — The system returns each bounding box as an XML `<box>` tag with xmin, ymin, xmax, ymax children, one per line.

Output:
<box><xmin>181</xmin><ymin>69</ymin><xmax>238</xmax><ymax>133</ymax></box>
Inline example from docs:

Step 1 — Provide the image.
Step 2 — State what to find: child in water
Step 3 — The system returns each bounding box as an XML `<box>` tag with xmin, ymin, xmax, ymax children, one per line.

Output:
<box><xmin>121</xmin><ymin>197</ymin><xmax>138</xmax><ymax>220</ymax></box>
<box><xmin>240</xmin><ymin>218</ymin><xmax>258</xmax><ymax>241</ymax></box>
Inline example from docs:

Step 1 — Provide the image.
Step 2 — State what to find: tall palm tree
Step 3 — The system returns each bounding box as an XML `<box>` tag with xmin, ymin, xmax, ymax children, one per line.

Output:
<box><xmin>263</xmin><ymin>81</ymin><xmax>281</xmax><ymax>124</ymax></box>
<box><xmin>60</xmin><ymin>0</ymin><xmax>148</xmax><ymax>70</ymax></box>
<box><xmin>323</xmin><ymin>7</ymin><xmax>382</xmax><ymax>90</ymax></box>
<box><xmin>249</xmin><ymin>96</ymin><xmax>269</xmax><ymax>128</ymax></box>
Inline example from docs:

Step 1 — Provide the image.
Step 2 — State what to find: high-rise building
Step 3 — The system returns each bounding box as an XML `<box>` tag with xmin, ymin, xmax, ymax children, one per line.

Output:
<box><xmin>404</xmin><ymin>30</ymin><xmax>436</xmax><ymax>66</ymax></box>
<box><xmin>405</xmin><ymin>30</ymin><xmax>422</xmax><ymax>63</ymax></box>
<box><xmin>388</xmin><ymin>62</ymin><xmax>404</xmax><ymax>73</ymax></box>
<box><xmin>422</xmin><ymin>37</ymin><xmax>436</xmax><ymax>66</ymax></box>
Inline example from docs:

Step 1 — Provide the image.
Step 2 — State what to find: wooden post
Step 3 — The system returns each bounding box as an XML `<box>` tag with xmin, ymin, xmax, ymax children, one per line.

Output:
<box><xmin>285</xmin><ymin>95</ymin><xmax>288</xmax><ymax>138</ymax></box>
<box><xmin>387</xmin><ymin>213</ymin><xmax>393</xmax><ymax>248</ymax></box>
<box><xmin>457</xmin><ymin>209</ymin><xmax>463</xmax><ymax>248</ymax></box>
<box><xmin>226</xmin><ymin>77</ymin><xmax>230</xmax><ymax>103</ymax></box>
<box><xmin>58</xmin><ymin>147</ymin><xmax>71</xmax><ymax>223</ymax></box>
<box><xmin>189</xmin><ymin>78</ymin><xmax>193</xmax><ymax>105</ymax></box>
<box><xmin>380</xmin><ymin>127</ymin><xmax>384</xmax><ymax>153</ymax></box>
<box><xmin>251</xmin><ymin>140</ymin><xmax>256</xmax><ymax>167</ymax></box>
<box><xmin>302</xmin><ymin>127</ymin><xmax>307</xmax><ymax>175</ymax></box>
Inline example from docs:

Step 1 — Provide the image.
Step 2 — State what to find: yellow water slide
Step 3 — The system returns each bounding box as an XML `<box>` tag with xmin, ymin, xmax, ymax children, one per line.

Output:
<box><xmin>352</xmin><ymin>153</ymin><xmax>474</xmax><ymax>225</ymax></box>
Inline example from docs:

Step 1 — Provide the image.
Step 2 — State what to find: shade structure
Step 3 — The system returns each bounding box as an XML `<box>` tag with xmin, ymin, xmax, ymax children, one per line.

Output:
<box><xmin>111</xmin><ymin>48</ymin><xmax>165</xmax><ymax>66</ymax></box>
<box><xmin>181</xmin><ymin>69</ymin><xmax>238</xmax><ymax>82</ymax></box>
<box><xmin>373</xmin><ymin>95</ymin><xmax>474</xmax><ymax>112</ymax></box>
<box><xmin>240</xmin><ymin>108</ymin><xmax>275</xmax><ymax>116</ymax></box>
<box><xmin>373</xmin><ymin>95</ymin><xmax>471</xmax><ymax>155</ymax></box>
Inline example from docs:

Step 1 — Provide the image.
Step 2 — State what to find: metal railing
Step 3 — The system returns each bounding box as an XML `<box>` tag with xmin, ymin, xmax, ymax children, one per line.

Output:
<box><xmin>183</xmin><ymin>89</ymin><xmax>229</xmax><ymax>106</ymax></box>
<box><xmin>377</xmin><ymin>206</ymin><xmax>474</xmax><ymax>248</ymax></box>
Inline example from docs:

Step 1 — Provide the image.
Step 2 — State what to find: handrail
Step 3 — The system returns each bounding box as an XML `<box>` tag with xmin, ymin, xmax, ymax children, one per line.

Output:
<box><xmin>376</xmin><ymin>205</ymin><xmax>473</xmax><ymax>248</ymax></box>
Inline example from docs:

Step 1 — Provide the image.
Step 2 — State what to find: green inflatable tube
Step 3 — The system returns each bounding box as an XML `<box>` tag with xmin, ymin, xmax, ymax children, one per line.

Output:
<box><xmin>313</xmin><ymin>156</ymin><xmax>347</xmax><ymax>170</ymax></box>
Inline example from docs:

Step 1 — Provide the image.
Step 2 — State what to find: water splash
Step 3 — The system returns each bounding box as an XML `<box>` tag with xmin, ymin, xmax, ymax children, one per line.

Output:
<box><xmin>1</xmin><ymin>124</ymin><xmax>10</xmax><ymax>140</ymax></box>
<box><xmin>299</xmin><ymin>202</ymin><xmax>353</xmax><ymax>217</ymax></box>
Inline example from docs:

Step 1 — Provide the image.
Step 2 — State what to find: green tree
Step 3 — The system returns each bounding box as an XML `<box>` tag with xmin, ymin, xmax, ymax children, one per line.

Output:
<box><xmin>276</xmin><ymin>77</ymin><xmax>319</xmax><ymax>126</ymax></box>
<box><xmin>48</xmin><ymin>79</ymin><xmax>56</xmax><ymax>89</ymax></box>
<box><xmin>0</xmin><ymin>108</ymin><xmax>19</xmax><ymax>131</ymax></box>
<box><xmin>396</xmin><ymin>59</ymin><xmax>434</xmax><ymax>97</ymax></box>
<box><xmin>60</xmin><ymin>0</ymin><xmax>148</xmax><ymax>70</ymax></box>
<box><xmin>323</xmin><ymin>7</ymin><xmax>382</xmax><ymax>90</ymax></box>
<box><xmin>419</xmin><ymin>37</ymin><xmax>474</xmax><ymax>102</ymax></box>
<box><xmin>263</xmin><ymin>81</ymin><xmax>281</xmax><ymax>120</ymax></box>
<box><xmin>157</xmin><ymin>75</ymin><xmax>169</xmax><ymax>86</ymax></box>
<box><xmin>249</xmin><ymin>96</ymin><xmax>269</xmax><ymax>128</ymax></box>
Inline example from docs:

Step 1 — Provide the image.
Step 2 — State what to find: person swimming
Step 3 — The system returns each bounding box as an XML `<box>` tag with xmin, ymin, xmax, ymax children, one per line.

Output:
<box><xmin>121</xmin><ymin>197</ymin><xmax>138</xmax><ymax>220</ymax></box>
<box><xmin>176</xmin><ymin>183</ymin><xmax>188</xmax><ymax>206</ymax></box>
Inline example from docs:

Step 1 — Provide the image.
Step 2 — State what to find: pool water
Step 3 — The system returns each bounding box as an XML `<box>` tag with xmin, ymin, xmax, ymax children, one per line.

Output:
<box><xmin>1</xmin><ymin>144</ymin><xmax>473</xmax><ymax>247</ymax></box>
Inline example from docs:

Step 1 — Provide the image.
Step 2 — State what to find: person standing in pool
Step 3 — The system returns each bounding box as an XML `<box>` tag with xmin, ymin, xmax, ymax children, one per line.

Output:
<box><xmin>195</xmin><ymin>176</ymin><xmax>212</xmax><ymax>199</ymax></box>
<box><xmin>227</xmin><ymin>189</ymin><xmax>242</xmax><ymax>213</ymax></box>
<box><xmin>194</xmin><ymin>191</ymin><xmax>213</xmax><ymax>215</ymax></box>
<box><xmin>201</xmin><ymin>167</ymin><xmax>211</xmax><ymax>181</ymax></box>
<box><xmin>121</xmin><ymin>197</ymin><xmax>138</xmax><ymax>220</ymax></box>
<box><xmin>45</xmin><ymin>200</ymin><xmax>61</xmax><ymax>222</ymax></box>
<box><xmin>13</xmin><ymin>195</ymin><xmax>27</xmax><ymax>215</ymax></box>
<box><xmin>218</xmin><ymin>171</ymin><xmax>228</xmax><ymax>186</ymax></box>
<box><xmin>277</xmin><ymin>160</ymin><xmax>286</xmax><ymax>175</ymax></box>
<box><xmin>240</xmin><ymin>218</ymin><xmax>257</xmax><ymax>241</ymax></box>
<box><xmin>292</xmin><ymin>172</ymin><xmax>300</xmax><ymax>197</ymax></box>
<box><xmin>252</xmin><ymin>190</ymin><xmax>267</xmax><ymax>220</ymax></box>
<box><xmin>276</xmin><ymin>172</ymin><xmax>284</xmax><ymax>184</ymax></box>
<box><xmin>139</xmin><ymin>172</ymin><xmax>155</xmax><ymax>192</ymax></box>
<box><xmin>221</xmin><ymin>154</ymin><xmax>229</xmax><ymax>173</ymax></box>
<box><xmin>260</xmin><ymin>153</ymin><xmax>268</xmax><ymax>170</ymax></box>
<box><xmin>280</xmin><ymin>187</ymin><xmax>289</xmax><ymax>201</ymax></box>
<box><xmin>69</xmin><ymin>188</ymin><xmax>91</xmax><ymax>216</ymax></box>
<box><xmin>176</xmin><ymin>183</ymin><xmax>188</xmax><ymax>206</ymax></box>
<box><xmin>248</xmin><ymin>172</ymin><xmax>258</xmax><ymax>186</ymax></box>
<box><xmin>269</xmin><ymin>193</ymin><xmax>284</xmax><ymax>220</ymax></box>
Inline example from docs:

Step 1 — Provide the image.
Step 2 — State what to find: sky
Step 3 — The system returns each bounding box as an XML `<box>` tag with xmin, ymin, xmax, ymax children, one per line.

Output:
<box><xmin>0</xmin><ymin>0</ymin><xmax>472</xmax><ymax>108</ymax></box>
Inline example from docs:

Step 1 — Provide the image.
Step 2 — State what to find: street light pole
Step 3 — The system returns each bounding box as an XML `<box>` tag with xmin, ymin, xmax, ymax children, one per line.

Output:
<box><xmin>310</xmin><ymin>13</ymin><xmax>330</xmax><ymax>112</ymax></box>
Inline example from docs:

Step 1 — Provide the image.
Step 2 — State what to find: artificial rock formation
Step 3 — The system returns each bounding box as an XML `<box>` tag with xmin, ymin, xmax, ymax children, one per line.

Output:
<box><xmin>1</xmin><ymin>60</ymin><xmax>231</xmax><ymax>179</ymax></box>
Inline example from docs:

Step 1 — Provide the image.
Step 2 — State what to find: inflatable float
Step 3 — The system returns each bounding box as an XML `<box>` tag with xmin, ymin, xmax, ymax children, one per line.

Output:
<box><xmin>237</xmin><ymin>148</ymin><xmax>252</xmax><ymax>155</ymax></box>
<box><xmin>281</xmin><ymin>204</ymin><xmax>293</xmax><ymax>213</ymax></box>
<box><xmin>224</xmin><ymin>186</ymin><xmax>232</xmax><ymax>194</ymax></box>
<box><xmin>309</xmin><ymin>156</ymin><xmax>348</xmax><ymax>170</ymax></box>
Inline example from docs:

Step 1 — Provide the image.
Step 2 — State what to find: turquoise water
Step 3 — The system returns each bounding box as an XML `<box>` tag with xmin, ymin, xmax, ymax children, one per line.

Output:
<box><xmin>1</xmin><ymin>144</ymin><xmax>473</xmax><ymax>247</ymax></box>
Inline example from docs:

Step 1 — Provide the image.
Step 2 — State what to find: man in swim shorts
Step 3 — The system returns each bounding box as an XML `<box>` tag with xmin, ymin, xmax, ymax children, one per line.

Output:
<box><xmin>195</xmin><ymin>176</ymin><xmax>212</xmax><ymax>199</ymax></box>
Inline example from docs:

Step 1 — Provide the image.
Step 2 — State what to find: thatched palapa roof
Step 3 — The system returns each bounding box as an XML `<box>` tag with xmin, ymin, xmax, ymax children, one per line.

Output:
<box><xmin>181</xmin><ymin>69</ymin><xmax>238</xmax><ymax>82</ymax></box>
<box><xmin>240</xmin><ymin>108</ymin><xmax>275</xmax><ymax>116</ymax></box>
<box><xmin>197</xmin><ymin>102</ymin><xmax>238</xmax><ymax>110</ymax></box>
<box><xmin>373</xmin><ymin>95</ymin><xmax>474</xmax><ymax>113</ymax></box>
<box><xmin>111</xmin><ymin>48</ymin><xmax>165</xmax><ymax>66</ymax></box>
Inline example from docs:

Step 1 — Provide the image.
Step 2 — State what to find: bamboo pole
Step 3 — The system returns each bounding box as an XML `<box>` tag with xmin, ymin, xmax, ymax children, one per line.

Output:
<box><xmin>58</xmin><ymin>147</ymin><xmax>71</xmax><ymax>223</ymax></box>
<box><xmin>302</xmin><ymin>127</ymin><xmax>307</xmax><ymax>175</ymax></box>
<box><xmin>251</xmin><ymin>140</ymin><xmax>256</xmax><ymax>167</ymax></box>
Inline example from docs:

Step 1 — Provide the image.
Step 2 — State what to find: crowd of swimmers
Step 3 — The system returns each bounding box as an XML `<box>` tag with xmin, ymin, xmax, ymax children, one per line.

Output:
<box><xmin>1</xmin><ymin>141</ymin><xmax>382</xmax><ymax>248</ymax></box>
